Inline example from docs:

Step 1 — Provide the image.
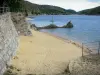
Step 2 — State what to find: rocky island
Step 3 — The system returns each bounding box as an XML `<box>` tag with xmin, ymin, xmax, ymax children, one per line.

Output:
<box><xmin>38</xmin><ymin>24</ymin><xmax>58</xmax><ymax>29</ymax></box>
<box><xmin>62</xmin><ymin>21</ymin><xmax>74</xmax><ymax>28</ymax></box>
<box><xmin>31</xmin><ymin>21</ymin><xmax>74</xmax><ymax>30</ymax></box>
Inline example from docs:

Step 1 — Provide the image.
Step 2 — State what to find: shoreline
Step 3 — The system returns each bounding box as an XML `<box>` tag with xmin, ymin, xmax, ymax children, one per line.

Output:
<box><xmin>11</xmin><ymin>29</ymin><xmax>83</xmax><ymax>75</ymax></box>
<box><xmin>26</xmin><ymin>17</ymin><xmax>33</xmax><ymax>20</ymax></box>
<box><xmin>39</xmin><ymin>31</ymin><xmax>82</xmax><ymax>48</ymax></box>
<box><xmin>39</xmin><ymin>30</ymin><xmax>92</xmax><ymax>54</ymax></box>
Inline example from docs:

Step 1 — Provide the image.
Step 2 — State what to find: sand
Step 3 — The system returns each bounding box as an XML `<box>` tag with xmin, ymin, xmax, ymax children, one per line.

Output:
<box><xmin>25</xmin><ymin>18</ymin><xmax>32</xmax><ymax>20</ymax></box>
<box><xmin>11</xmin><ymin>30</ymin><xmax>83</xmax><ymax>75</ymax></box>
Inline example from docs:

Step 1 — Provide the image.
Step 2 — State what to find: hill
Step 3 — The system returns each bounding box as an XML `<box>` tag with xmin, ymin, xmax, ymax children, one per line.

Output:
<box><xmin>79</xmin><ymin>6</ymin><xmax>100</xmax><ymax>15</ymax></box>
<box><xmin>1</xmin><ymin>0</ymin><xmax>76</xmax><ymax>15</ymax></box>
<box><xmin>24</xmin><ymin>1</ymin><xmax>77</xmax><ymax>15</ymax></box>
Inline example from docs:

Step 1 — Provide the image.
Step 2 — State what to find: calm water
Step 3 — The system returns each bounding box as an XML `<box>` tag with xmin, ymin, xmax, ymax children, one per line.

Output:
<box><xmin>28</xmin><ymin>15</ymin><xmax>100</xmax><ymax>45</ymax></box>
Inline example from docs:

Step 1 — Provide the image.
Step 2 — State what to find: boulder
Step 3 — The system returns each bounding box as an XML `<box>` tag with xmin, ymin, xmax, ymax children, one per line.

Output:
<box><xmin>31</xmin><ymin>24</ymin><xmax>39</xmax><ymax>31</ymax></box>
<box><xmin>62</xmin><ymin>21</ymin><xmax>73</xmax><ymax>28</ymax></box>
<box><xmin>40</xmin><ymin>24</ymin><xmax>58</xmax><ymax>29</ymax></box>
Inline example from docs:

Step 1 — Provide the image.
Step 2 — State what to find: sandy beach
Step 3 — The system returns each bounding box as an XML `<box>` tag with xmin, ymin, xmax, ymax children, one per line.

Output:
<box><xmin>26</xmin><ymin>17</ymin><xmax>33</xmax><ymax>20</ymax></box>
<box><xmin>11</xmin><ymin>30</ymin><xmax>83</xmax><ymax>75</ymax></box>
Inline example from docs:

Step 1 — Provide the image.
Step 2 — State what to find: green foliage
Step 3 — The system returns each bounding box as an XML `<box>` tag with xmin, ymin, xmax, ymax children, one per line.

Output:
<box><xmin>2</xmin><ymin>0</ymin><xmax>99</xmax><ymax>15</ymax></box>
<box><xmin>24</xmin><ymin>1</ymin><xmax>77</xmax><ymax>15</ymax></box>
<box><xmin>42</xmin><ymin>24</ymin><xmax>58</xmax><ymax>29</ymax></box>
<box><xmin>1</xmin><ymin>0</ymin><xmax>77</xmax><ymax>14</ymax></box>
<box><xmin>5</xmin><ymin>0</ymin><xmax>25</xmax><ymax>12</ymax></box>
<box><xmin>79</xmin><ymin>6</ymin><xmax>100</xmax><ymax>15</ymax></box>
<box><xmin>25</xmin><ymin>9</ymin><xmax>28</xmax><ymax>16</ymax></box>
<box><xmin>65</xmin><ymin>9</ymin><xmax>77</xmax><ymax>14</ymax></box>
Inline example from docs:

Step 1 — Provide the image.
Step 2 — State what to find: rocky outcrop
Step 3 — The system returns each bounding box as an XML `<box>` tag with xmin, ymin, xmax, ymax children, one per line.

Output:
<box><xmin>38</xmin><ymin>24</ymin><xmax>58</xmax><ymax>29</ymax></box>
<box><xmin>30</xmin><ymin>24</ymin><xmax>38</xmax><ymax>30</ymax></box>
<box><xmin>0</xmin><ymin>13</ymin><xmax>18</xmax><ymax>75</ymax></box>
<box><xmin>62</xmin><ymin>21</ymin><xmax>73</xmax><ymax>28</ymax></box>
<box><xmin>11</xmin><ymin>12</ymin><xmax>32</xmax><ymax>36</ymax></box>
<box><xmin>32</xmin><ymin>21</ymin><xmax>74</xmax><ymax>30</ymax></box>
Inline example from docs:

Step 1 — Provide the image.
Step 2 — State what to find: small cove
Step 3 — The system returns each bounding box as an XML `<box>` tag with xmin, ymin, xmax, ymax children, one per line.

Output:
<box><xmin>28</xmin><ymin>15</ymin><xmax>100</xmax><ymax>51</ymax></box>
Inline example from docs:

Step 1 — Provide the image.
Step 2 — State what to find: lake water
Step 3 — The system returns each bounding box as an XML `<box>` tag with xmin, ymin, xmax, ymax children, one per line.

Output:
<box><xmin>28</xmin><ymin>15</ymin><xmax>100</xmax><ymax>49</ymax></box>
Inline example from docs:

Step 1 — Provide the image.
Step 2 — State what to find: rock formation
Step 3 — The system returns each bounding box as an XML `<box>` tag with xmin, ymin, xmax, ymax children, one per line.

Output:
<box><xmin>32</xmin><ymin>21</ymin><xmax>74</xmax><ymax>30</ymax></box>
<box><xmin>40</xmin><ymin>24</ymin><xmax>58</xmax><ymax>29</ymax></box>
<box><xmin>62</xmin><ymin>21</ymin><xmax>73</xmax><ymax>28</ymax></box>
<box><xmin>0</xmin><ymin>13</ymin><xmax>18</xmax><ymax>75</ymax></box>
<box><xmin>11</xmin><ymin>12</ymin><xmax>32</xmax><ymax>36</ymax></box>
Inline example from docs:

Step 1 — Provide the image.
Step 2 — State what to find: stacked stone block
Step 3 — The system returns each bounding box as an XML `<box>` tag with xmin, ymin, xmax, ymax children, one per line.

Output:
<box><xmin>0</xmin><ymin>13</ymin><xmax>18</xmax><ymax>75</ymax></box>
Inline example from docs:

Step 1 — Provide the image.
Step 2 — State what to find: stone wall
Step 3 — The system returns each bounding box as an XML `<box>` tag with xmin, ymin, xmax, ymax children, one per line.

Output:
<box><xmin>0</xmin><ymin>12</ymin><xmax>18</xmax><ymax>75</ymax></box>
<box><xmin>11</xmin><ymin>12</ymin><xmax>32</xmax><ymax>36</ymax></box>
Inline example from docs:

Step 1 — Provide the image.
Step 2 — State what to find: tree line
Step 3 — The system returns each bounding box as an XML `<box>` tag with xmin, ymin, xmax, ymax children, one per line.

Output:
<box><xmin>1</xmin><ymin>0</ymin><xmax>99</xmax><ymax>15</ymax></box>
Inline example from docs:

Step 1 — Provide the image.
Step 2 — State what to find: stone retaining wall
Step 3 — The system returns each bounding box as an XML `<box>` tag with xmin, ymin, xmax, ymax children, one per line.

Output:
<box><xmin>0</xmin><ymin>12</ymin><xmax>18</xmax><ymax>75</ymax></box>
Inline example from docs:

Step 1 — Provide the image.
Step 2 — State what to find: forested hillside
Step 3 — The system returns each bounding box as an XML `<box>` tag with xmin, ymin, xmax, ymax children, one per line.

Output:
<box><xmin>1</xmin><ymin>0</ymin><xmax>24</xmax><ymax>12</ymax></box>
<box><xmin>79</xmin><ymin>6</ymin><xmax>100</xmax><ymax>15</ymax></box>
<box><xmin>1</xmin><ymin>0</ymin><xmax>76</xmax><ymax>15</ymax></box>
<box><xmin>1</xmin><ymin>0</ymin><xmax>100</xmax><ymax>15</ymax></box>
<box><xmin>24</xmin><ymin>1</ymin><xmax>77</xmax><ymax>15</ymax></box>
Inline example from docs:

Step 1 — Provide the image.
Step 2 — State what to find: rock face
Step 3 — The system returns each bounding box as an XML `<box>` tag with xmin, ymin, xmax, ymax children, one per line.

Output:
<box><xmin>32</xmin><ymin>21</ymin><xmax>74</xmax><ymax>30</ymax></box>
<box><xmin>38</xmin><ymin>24</ymin><xmax>58</xmax><ymax>29</ymax></box>
<box><xmin>30</xmin><ymin>24</ymin><xmax>39</xmax><ymax>31</ymax></box>
<box><xmin>0</xmin><ymin>13</ymin><xmax>18</xmax><ymax>75</ymax></box>
<box><xmin>11</xmin><ymin>12</ymin><xmax>32</xmax><ymax>36</ymax></box>
<box><xmin>43</xmin><ymin>24</ymin><xmax>58</xmax><ymax>29</ymax></box>
<box><xmin>62</xmin><ymin>21</ymin><xmax>73</xmax><ymax>28</ymax></box>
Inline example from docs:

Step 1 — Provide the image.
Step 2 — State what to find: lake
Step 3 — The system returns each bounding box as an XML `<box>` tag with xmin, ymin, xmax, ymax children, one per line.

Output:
<box><xmin>28</xmin><ymin>15</ymin><xmax>100</xmax><ymax>49</ymax></box>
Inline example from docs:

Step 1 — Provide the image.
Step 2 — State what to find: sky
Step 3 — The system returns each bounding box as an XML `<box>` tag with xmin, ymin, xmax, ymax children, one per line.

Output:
<box><xmin>26</xmin><ymin>0</ymin><xmax>100</xmax><ymax>11</ymax></box>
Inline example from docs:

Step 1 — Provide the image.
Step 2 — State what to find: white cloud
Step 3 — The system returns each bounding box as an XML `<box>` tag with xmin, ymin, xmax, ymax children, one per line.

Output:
<box><xmin>26</xmin><ymin>0</ymin><xmax>100</xmax><ymax>11</ymax></box>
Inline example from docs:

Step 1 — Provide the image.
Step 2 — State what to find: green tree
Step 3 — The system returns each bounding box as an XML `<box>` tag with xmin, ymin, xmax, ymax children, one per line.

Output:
<box><xmin>31</xmin><ymin>10</ymin><xmax>35</xmax><ymax>14</ymax></box>
<box><xmin>5</xmin><ymin>0</ymin><xmax>25</xmax><ymax>12</ymax></box>
<box><xmin>25</xmin><ymin>9</ymin><xmax>28</xmax><ymax>16</ymax></box>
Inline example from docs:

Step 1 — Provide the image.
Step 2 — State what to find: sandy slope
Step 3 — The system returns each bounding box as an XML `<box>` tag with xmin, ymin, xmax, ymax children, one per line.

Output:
<box><xmin>11</xmin><ymin>30</ymin><xmax>82</xmax><ymax>75</ymax></box>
